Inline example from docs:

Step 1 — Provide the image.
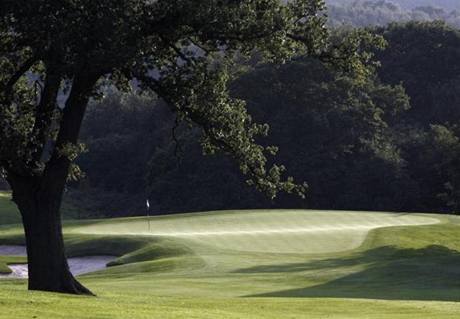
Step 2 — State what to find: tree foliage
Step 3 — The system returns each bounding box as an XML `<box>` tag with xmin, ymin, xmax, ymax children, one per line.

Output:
<box><xmin>376</xmin><ymin>21</ymin><xmax>460</xmax><ymax>126</ymax></box>
<box><xmin>73</xmin><ymin>21</ymin><xmax>460</xmax><ymax>215</ymax></box>
<box><xmin>0</xmin><ymin>0</ymin><xmax>336</xmax><ymax>200</ymax></box>
<box><xmin>74</xmin><ymin>46</ymin><xmax>411</xmax><ymax>214</ymax></box>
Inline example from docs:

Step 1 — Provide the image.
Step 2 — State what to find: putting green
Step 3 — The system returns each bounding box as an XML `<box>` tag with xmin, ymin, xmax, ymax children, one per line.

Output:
<box><xmin>74</xmin><ymin>210</ymin><xmax>439</xmax><ymax>254</ymax></box>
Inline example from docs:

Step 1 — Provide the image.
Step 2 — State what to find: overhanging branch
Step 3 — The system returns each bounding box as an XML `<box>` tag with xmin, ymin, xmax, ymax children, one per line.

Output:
<box><xmin>3</xmin><ymin>54</ymin><xmax>39</xmax><ymax>99</ymax></box>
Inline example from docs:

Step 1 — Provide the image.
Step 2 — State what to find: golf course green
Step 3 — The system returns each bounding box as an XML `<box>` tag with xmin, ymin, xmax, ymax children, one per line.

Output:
<box><xmin>1</xmin><ymin>191</ymin><xmax>460</xmax><ymax>318</ymax></box>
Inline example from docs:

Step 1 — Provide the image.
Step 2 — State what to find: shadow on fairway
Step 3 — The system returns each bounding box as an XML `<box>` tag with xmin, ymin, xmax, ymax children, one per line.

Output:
<box><xmin>237</xmin><ymin>245</ymin><xmax>460</xmax><ymax>301</ymax></box>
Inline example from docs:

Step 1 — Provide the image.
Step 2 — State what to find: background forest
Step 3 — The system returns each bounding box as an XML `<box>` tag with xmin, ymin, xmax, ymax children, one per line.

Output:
<box><xmin>2</xmin><ymin>1</ymin><xmax>459</xmax><ymax>218</ymax></box>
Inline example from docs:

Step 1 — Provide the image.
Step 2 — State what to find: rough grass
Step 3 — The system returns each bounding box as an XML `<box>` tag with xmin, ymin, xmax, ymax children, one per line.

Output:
<box><xmin>0</xmin><ymin>256</ymin><xmax>26</xmax><ymax>274</ymax></box>
<box><xmin>1</xmin><ymin>195</ymin><xmax>460</xmax><ymax>318</ymax></box>
<box><xmin>0</xmin><ymin>191</ymin><xmax>85</xmax><ymax>225</ymax></box>
<box><xmin>0</xmin><ymin>192</ymin><xmax>20</xmax><ymax>226</ymax></box>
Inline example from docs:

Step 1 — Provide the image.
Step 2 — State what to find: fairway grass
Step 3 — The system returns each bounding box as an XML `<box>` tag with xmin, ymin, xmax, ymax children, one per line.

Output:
<box><xmin>1</xmin><ymin>289</ymin><xmax>460</xmax><ymax>319</ymax></box>
<box><xmin>1</xmin><ymin>194</ymin><xmax>460</xmax><ymax>318</ymax></box>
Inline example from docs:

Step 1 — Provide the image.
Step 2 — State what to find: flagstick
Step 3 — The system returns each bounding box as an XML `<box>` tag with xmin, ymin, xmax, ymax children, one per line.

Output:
<box><xmin>148</xmin><ymin>210</ymin><xmax>150</xmax><ymax>232</ymax></box>
<box><xmin>146</xmin><ymin>199</ymin><xmax>151</xmax><ymax>232</ymax></box>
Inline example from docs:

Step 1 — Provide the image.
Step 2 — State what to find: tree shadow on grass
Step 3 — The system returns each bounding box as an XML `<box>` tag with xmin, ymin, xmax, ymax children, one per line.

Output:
<box><xmin>236</xmin><ymin>245</ymin><xmax>460</xmax><ymax>301</ymax></box>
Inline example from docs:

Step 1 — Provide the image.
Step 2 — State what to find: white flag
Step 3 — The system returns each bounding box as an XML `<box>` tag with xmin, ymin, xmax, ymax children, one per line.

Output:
<box><xmin>146</xmin><ymin>199</ymin><xmax>150</xmax><ymax>209</ymax></box>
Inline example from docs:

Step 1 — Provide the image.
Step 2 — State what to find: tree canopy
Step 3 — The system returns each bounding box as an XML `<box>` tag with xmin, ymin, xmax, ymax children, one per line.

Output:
<box><xmin>1</xmin><ymin>0</ymin><xmax>328</xmax><ymax>198</ymax></box>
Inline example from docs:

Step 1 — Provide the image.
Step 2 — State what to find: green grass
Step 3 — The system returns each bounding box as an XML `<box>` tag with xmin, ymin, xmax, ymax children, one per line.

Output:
<box><xmin>72</xmin><ymin>210</ymin><xmax>438</xmax><ymax>253</ymax></box>
<box><xmin>0</xmin><ymin>255</ymin><xmax>25</xmax><ymax>274</ymax></box>
<box><xmin>0</xmin><ymin>191</ymin><xmax>86</xmax><ymax>225</ymax></box>
<box><xmin>1</xmin><ymin>198</ymin><xmax>460</xmax><ymax>318</ymax></box>
<box><xmin>0</xmin><ymin>192</ymin><xmax>21</xmax><ymax>225</ymax></box>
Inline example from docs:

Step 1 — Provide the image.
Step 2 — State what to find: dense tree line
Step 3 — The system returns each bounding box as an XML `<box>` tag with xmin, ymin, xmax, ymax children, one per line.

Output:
<box><xmin>68</xmin><ymin>21</ymin><xmax>459</xmax><ymax>216</ymax></box>
<box><xmin>1</xmin><ymin>3</ymin><xmax>459</xmax><ymax>215</ymax></box>
<box><xmin>2</xmin><ymin>3</ymin><xmax>459</xmax><ymax>216</ymax></box>
<box><xmin>376</xmin><ymin>22</ymin><xmax>460</xmax><ymax>212</ymax></box>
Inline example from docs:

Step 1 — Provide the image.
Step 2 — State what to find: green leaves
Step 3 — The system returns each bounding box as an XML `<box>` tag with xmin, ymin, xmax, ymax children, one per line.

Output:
<box><xmin>57</xmin><ymin>142</ymin><xmax>87</xmax><ymax>162</ymax></box>
<box><xmin>141</xmin><ymin>58</ymin><xmax>307</xmax><ymax>199</ymax></box>
<box><xmin>0</xmin><ymin>0</ymin><xmax>373</xmax><ymax>199</ymax></box>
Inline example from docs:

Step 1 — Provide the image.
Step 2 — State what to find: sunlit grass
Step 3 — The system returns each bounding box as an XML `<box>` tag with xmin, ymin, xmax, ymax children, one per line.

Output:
<box><xmin>1</xmin><ymin>193</ymin><xmax>460</xmax><ymax>318</ymax></box>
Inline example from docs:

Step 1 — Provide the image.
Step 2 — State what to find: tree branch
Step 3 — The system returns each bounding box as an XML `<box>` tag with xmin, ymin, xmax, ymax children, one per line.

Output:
<box><xmin>27</xmin><ymin>65</ymin><xmax>62</xmax><ymax>166</ymax></box>
<box><xmin>41</xmin><ymin>71</ymin><xmax>100</xmax><ymax>193</ymax></box>
<box><xmin>3</xmin><ymin>55</ymin><xmax>39</xmax><ymax>98</ymax></box>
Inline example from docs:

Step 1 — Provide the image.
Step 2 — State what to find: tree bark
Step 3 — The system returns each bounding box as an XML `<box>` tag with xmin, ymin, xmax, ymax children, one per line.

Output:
<box><xmin>10</xmin><ymin>176</ymin><xmax>93</xmax><ymax>294</ymax></box>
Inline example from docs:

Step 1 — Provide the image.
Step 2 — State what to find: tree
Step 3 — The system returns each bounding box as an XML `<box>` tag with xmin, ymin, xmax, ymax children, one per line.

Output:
<box><xmin>376</xmin><ymin>21</ymin><xmax>460</xmax><ymax>213</ymax></box>
<box><xmin>376</xmin><ymin>21</ymin><xmax>460</xmax><ymax>126</ymax></box>
<box><xmin>1</xmin><ymin>0</ymin><xmax>376</xmax><ymax>295</ymax></box>
<box><xmin>73</xmin><ymin>21</ymin><xmax>460</xmax><ymax>217</ymax></box>
<box><xmin>232</xmin><ymin>56</ymin><xmax>410</xmax><ymax>211</ymax></box>
<box><xmin>71</xmin><ymin>92</ymin><xmax>170</xmax><ymax>218</ymax></box>
<box><xmin>75</xmin><ymin>50</ymin><xmax>410</xmax><ymax>215</ymax></box>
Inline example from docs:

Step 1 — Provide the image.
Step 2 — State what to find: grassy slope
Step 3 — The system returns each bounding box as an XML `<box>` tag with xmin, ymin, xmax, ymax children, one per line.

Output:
<box><xmin>0</xmin><ymin>192</ymin><xmax>24</xmax><ymax>274</ymax></box>
<box><xmin>0</xmin><ymin>192</ymin><xmax>21</xmax><ymax>225</ymax></box>
<box><xmin>0</xmin><ymin>191</ymin><xmax>85</xmax><ymax>225</ymax></box>
<box><xmin>1</xmin><ymin>194</ymin><xmax>460</xmax><ymax>318</ymax></box>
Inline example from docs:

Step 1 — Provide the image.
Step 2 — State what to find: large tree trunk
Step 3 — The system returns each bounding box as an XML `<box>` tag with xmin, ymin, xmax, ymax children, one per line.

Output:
<box><xmin>6</xmin><ymin>72</ymin><xmax>99</xmax><ymax>295</ymax></box>
<box><xmin>10</xmin><ymin>175</ymin><xmax>93</xmax><ymax>295</ymax></box>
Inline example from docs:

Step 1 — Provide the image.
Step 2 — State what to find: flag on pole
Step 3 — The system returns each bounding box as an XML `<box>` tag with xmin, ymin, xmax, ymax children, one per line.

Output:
<box><xmin>146</xmin><ymin>199</ymin><xmax>151</xmax><ymax>232</ymax></box>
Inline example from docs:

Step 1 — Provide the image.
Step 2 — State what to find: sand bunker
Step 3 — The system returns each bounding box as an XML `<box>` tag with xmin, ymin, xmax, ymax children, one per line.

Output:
<box><xmin>0</xmin><ymin>246</ymin><xmax>115</xmax><ymax>279</ymax></box>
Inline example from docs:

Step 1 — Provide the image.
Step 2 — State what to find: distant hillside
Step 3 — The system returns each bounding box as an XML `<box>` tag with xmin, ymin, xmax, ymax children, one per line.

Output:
<box><xmin>327</xmin><ymin>0</ymin><xmax>460</xmax><ymax>11</ymax></box>
<box><xmin>326</xmin><ymin>0</ymin><xmax>460</xmax><ymax>28</ymax></box>
<box><xmin>396</xmin><ymin>0</ymin><xmax>460</xmax><ymax>10</ymax></box>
